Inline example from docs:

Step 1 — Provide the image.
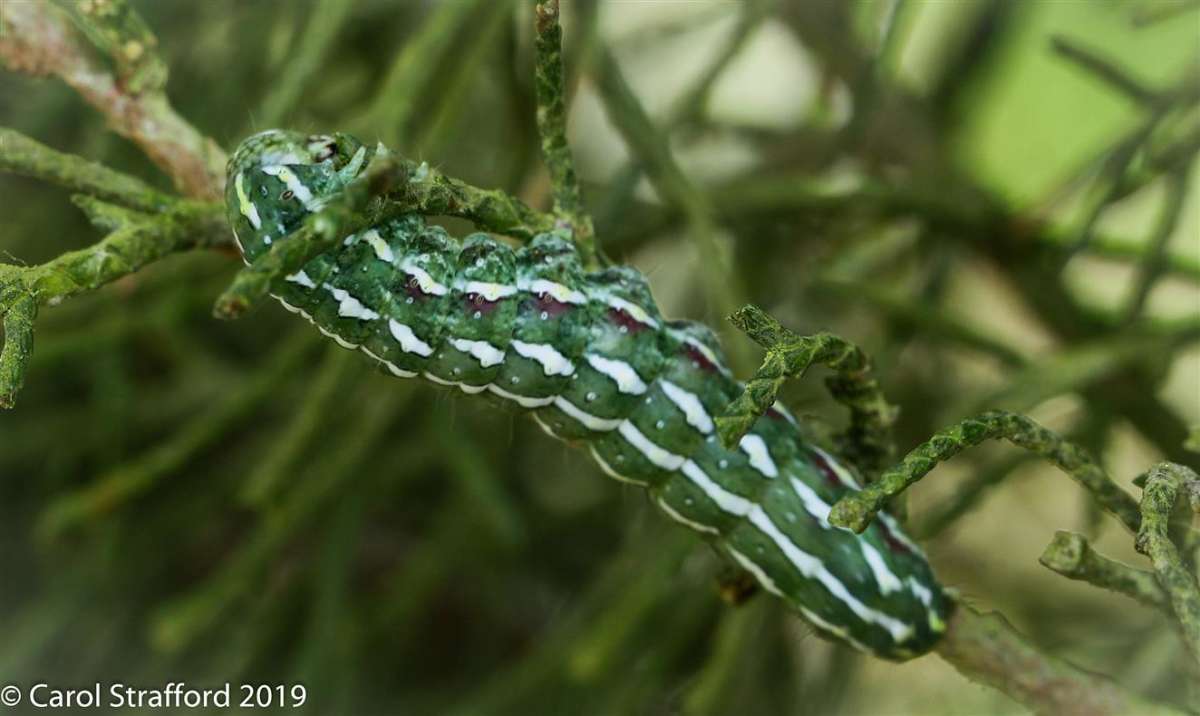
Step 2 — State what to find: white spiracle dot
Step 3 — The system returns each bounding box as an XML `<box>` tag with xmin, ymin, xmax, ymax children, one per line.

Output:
<box><xmin>786</xmin><ymin>511</ymin><xmax>797</xmax><ymax>523</ymax></box>
<box><xmin>719</xmin><ymin>459</ymin><xmax>728</xmax><ymax>469</ymax></box>
<box><xmin>619</xmin><ymin>326</ymin><xmax>628</xmax><ymax>334</ymax></box>
<box><xmin>453</xmin><ymin>368</ymin><xmax>462</xmax><ymax>376</ymax></box>
<box><xmin>473</xmin><ymin>311</ymin><xmax>482</xmax><ymax>319</ymax></box>
<box><xmin>585</xmin><ymin>391</ymin><xmax>597</xmax><ymax>402</ymax></box>
<box><xmin>684</xmin><ymin>498</ymin><xmax>694</xmax><ymax>506</ymax></box>
<box><xmin>539</xmin><ymin>311</ymin><xmax>549</xmax><ymax>320</ymax></box>
<box><xmin>655</xmin><ymin>420</ymin><xmax>665</xmax><ymax>430</ymax></box>
<box><xmin>510</xmin><ymin>376</ymin><xmax>520</xmax><ymax>385</ymax></box>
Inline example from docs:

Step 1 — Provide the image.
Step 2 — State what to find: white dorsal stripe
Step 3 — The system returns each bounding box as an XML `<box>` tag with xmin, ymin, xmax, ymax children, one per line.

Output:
<box><xmin>747</xmin><ymin>507</ymin><xmax>914</xmax><ymax>643</ymax></box>
<box><xmin>457</xmin><ymin>280</ymin><xmax>517</xmax><ymax>301</ymax></box>
<box><xmin>589</xmin><ymin>445</ymin><xmax>649</xmax><ymax>485</ymax></box>
<box><xmin>552</xmin><ymin>397</ymin><xmax>621</xmax><ymax>431</ymax></box>
<box><xmin>739</xmin><ymin>434</ymin><xmax>778</xmax><ymax>478</ymax></box>
<box><xmin>681</xmin><ymin>460</ymin><xmax>753</xmax><ymax>516</ymax></box>
<box><xmin>813</xmin><ymin>446</ymin><xmax>861</xmax><ymax>489</ymax></box>
<box><xmin>362</xmin><ymin>229</ymin><xmax>395</xmax><ymax>263</ymax></box>
<box><xmin>657</xmin><ymin>496</ymin><xmax>719</xmax><ymax>535</ymax></box>
<box><xmin>388</xmin><ymin>319</ymin><xmax>433</xmax><ymax>356</ymax></box>
<box><xmin>519</xmin><ymin>278</ymin><xmax>587</xmax><ymax>304</ymax></box>
<box><xmin>261</xmin><ymin>165</ymin><xmax>322</xmax><ymax>211</ymax></box>
<box><xmin>679</xmin><ymin>334</ymin><xmax>731</xmax><ymax>376</ymax></box>
<box><xmin>234</xmin><ymin>173</ymin><xmax>262</xmax><ymax>230</ymax></box>
<box><xmin>617</xmin><ymin>421</ymin><xmax>685</xmax><ymax>471</ymax></box>
<box><xmin>585</xmin><ymin>354</ymin><xmax>647</xmax><ymax>394</ymax></box>
<box><xmin>450</xmin><ymin>338</ymin><xmax>505</xmax><ymax>368</ymax></box>
<box><xmin>325</xmin><ymin>284</ymin><xmax>380</xmax><ymax>321</ymax></box>
<box><xmin>487</xmin><ymin>384</ymin><xmax>555</xmax><ymax>408</ymax></box>
<box><xmin>788</xmin><ymin>478</ymin><xmax>834</xmax><ymax>529</ymax></box>
<box><xmin>511</xmin><ymin>340</ymin><xmax>575</xmax><ymax>377</ymax></box>
<box><xmin>604</xmin><ymin>295</ymin><xmax>659</xmax><ymax>329</ymax></box>
<box><xmin>400</xmin><ymin>260</ymin><xmax>449</xmax><ymax>296</ymax></box>
<box><xmin>727</xmin><ymin>547</ymin><xmax>785</xmax><ymax>598</ymax></box>
<box><xmin>286</xmin><ymin>270</ymin><xmax>316</xmax><ymax>288</ymax></box>
<box><xmin>659</xmin><ymin>381</ymin><xmax>714</xmax><ymax>433</ymax></box>
<box><xmin>860</xmin><ymin>542</ymin><xmax>904</xmax><ymax>595</ymax></box>
<box><xmin>877</xmin><ymin>513</ymin><xmax>926</xmax><ymax>558</ymax></box>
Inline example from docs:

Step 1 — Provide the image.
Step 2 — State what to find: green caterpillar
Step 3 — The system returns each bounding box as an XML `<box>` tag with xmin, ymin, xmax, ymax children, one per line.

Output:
<box><xmin>226</xmin><ymin>129</ymin><xmax>952</xmax><ymax>660</ymax></box>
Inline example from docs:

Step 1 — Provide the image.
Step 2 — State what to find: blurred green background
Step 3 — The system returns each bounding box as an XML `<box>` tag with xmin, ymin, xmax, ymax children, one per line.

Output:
<box><xmin>1</xmin><ymin>1</ymin><xmax>1197</xmax><ymax>713</ymax></box>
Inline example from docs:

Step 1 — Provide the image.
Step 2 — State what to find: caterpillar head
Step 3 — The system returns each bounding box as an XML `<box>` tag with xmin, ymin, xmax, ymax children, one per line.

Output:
<box><xmin>225</xmin><ymin>129</ymin><xmax>370</xmax><ymax>262</ymax></box>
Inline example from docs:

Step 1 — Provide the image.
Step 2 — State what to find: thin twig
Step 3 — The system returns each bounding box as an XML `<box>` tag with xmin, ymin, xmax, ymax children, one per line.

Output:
<box><xmin>716</xmin><ymin>304</ymin><xmax>897</xmax><ymax>478</ymax></box>
<box><xmin>1137</xmin><ymin>462</ymin><xmax>1200</xmax><ymax>665</ymax></box>
<box><xmin>534</xmin><ymin>0</ymin><xmax>596</xmax><ymax>266</ymax></box>
<box><xmin>0</xmin><ymin>126</ymin><xmax>176</xmax><ymax>212</ymax></box>
<box><xmin>0</xmin><ymin>0</ymin><xmax>225</xmax><ymax>198</ymax></box>
<box><xmin>1039</xmin><ymin>530</ymin><xmax>1171</xmax><ymax>612</ymax></box>
<box><xmin>935</xmin><ymin>604</ymin><xmax>1185</xmax><ymax>716</ymax></box>
<box><xmin>0</xmin><ymin>294</ymin><xmax>36</xmax><ymax>409</ymax></box>
<box><xmin>828</xmin><ymin>410</ymin><xmax>1142</xmax><ymax>534</ymax></box>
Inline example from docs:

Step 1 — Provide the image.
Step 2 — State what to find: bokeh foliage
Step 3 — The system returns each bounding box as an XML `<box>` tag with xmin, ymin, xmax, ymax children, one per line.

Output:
<box><xmin>1</xmin><ymin>1</ymin><xmax>1198</xmax><ymax>714</ymax></box>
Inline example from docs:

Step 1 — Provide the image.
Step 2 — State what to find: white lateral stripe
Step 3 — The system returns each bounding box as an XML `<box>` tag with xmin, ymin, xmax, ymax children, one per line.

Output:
<box><xmin>400</xmin><ymin>260</ymin><xmax>449</xmax><ymax>296</ymax></box>
<box><xmin>457</xmin><ymin>280</ymin><xmax>516</xmax><ymax>301</ymax></box>
<box><xmin>423</xmin><ymin>371</ymin><xmax>456</xmax><ymax>387</ymax></box>
<box><xmin>362</xmin><ymin>229</ymin><xmax>395</xmax><ymax>263</ymax></box>
<box><xmin>617</xmin><ymin>421</ymin><xmax>684</xmax><ymax>471</ymax></box>
<box><xmin>589</xmin><ymin>445</ymin><xmax>649</xmax><ymax>485</ymax></box>
<box><xmin>739</xmin><ymin>435</ymin><xmax>778</xmax><ymax>478</ymax></box>
<box><xmin>552</xmin><ymin>397</ymin><xmax>621</xmax><ymax>431</ymax></box>
<box><xmin>457</xmin><ymin>383</ymin><xmax>488</xmax><ymax>394</ymax></box>
<box><xmin>531</xmin><ymin>413</ymin><xmax>559</xmax><ymax>439</ymax></box>
<box><xmin>511</xmin><ymin>340</ymin><xmax>574</xmax><ymax>376</ymax></box>
<box><xmin>450</xmin><ymin>338</ymin><xmax>505</xmax><ymax>367</ymax></box>
<box><xmin>487</xmin><ymin>384</ymin><xmax>555</xmax><ymax>408</ymax></box>
<box><xmin>316</xmin><ymin>325</ymin><xmax>357</xmax><ymax>349</ymax></box>
<box><xmin>585</xmin><ymin>354</ymin><xmax>647</xmax><ymax>394</ymax></box>
<box><xmin>605</xmin><ymin>295</ymin><xmax>659</xmax><ymax>329</ymax></box>
<box><xmin>747</xmin><ymin>507</ymin><xmax>914</xmax><ymax>643</ymax></box>
<box><xmin>656</xmin><ymin>497</ymin><xmax>719</xmax><ymax>535</ymax></box>
<box><xmin>681</xmin><ymin>460</ymin><xmax>754</xmax><ymax>515</ymax></box>
<box><xmin>325</xmin><ymin>284</ymin><xmax>380</xmax><ymax>320</ymax></box>
<box><xmin>788</xmin><ymin>478</ymin><xmax>834</xmax><ymax>529</ymax></box>
<box><xmin>860</xmin><ymin>542</ymin><xmax>904</xmax><ymax>595</ymax></box>
<box><xmin>727</xmin><ymin>547</ymin><xmax>785</xmax><ymax>598</ymax></box>
<box><xmin>519</xmin><ymin>278</ymin><xmax>587</xmax><ymax>304</ymax></box>
<box><xmin>388</xmin><ymin>319</ymin><xmax>433</xmax><ymax>356</ymax></box>
<box><xmin>235</xmin><ymin>173</ymin><xmax>262</xmax><ymax>230</ymax></box>
<box><xmin>361</xmin><ymin>347</ymin><xmax>417</xmax><ymax>378</ymax></box>
<box><xmin>798</xmin><ymin>606</ymin><xmax>872</xmax><ymax>654</ymax></box>
<box><xmin>659</xmin><ymin>381</ymin><xmax>713</xmax><ymax>433</ymax></box>
<box><xmin>286</xmin><ymin>270</ymin><xmax>316</xmax><ymax>288</ymax></box>
<box><xmin>261</xmin><ymin>165</ymin><xmax>322</xmax><ymax>211</ymax></box>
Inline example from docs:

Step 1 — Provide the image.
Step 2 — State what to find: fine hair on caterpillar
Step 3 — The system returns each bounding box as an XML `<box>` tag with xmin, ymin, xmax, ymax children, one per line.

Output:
<box><xmin>226</xmin><ymin>128</ymin><xmax>953</xmax><ymax>660</ymax></box>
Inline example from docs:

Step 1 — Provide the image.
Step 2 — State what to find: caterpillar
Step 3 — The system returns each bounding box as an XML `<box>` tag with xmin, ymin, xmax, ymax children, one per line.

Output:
<box><xmin>225</xmin><ymin>129</ymin><xmax>953</xmax><ymax>660</ymax></box>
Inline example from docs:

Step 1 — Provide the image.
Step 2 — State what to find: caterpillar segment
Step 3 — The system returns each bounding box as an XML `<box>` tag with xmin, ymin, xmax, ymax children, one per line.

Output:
<box><xmin>225</xmin><ymin>129</ymin><xmax>953</xmax><ymax>660</ymax></box>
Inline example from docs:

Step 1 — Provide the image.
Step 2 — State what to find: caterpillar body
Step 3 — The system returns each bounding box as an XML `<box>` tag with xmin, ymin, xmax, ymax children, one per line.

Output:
<box><xmin>226</xmin><ymin>129</ymin><xmax>952</xmax><ymax>660</ymax></box>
